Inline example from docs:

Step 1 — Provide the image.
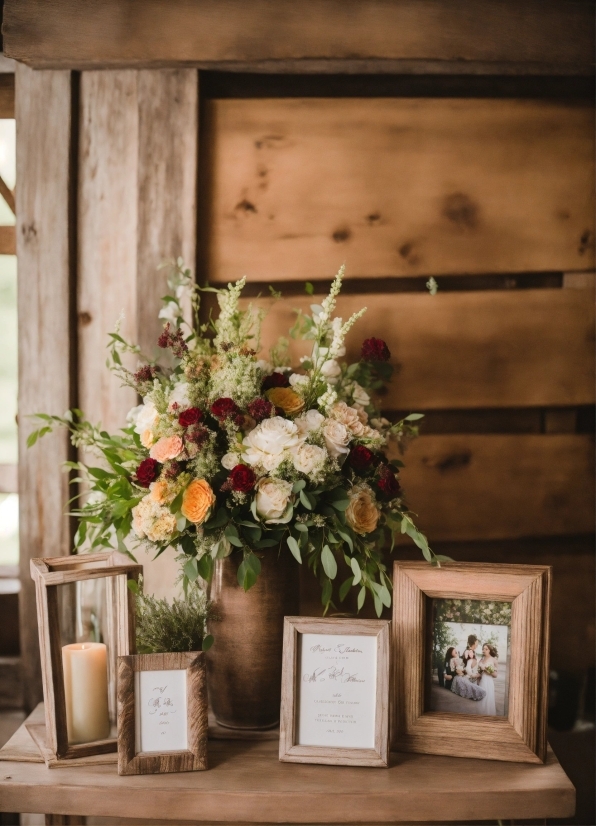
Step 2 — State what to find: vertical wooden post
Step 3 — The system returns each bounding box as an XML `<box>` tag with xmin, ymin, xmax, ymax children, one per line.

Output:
<box><xmin>16</xmin><ymin>64</ymin><xmax>76</xmax><ymax>711</ymax></box>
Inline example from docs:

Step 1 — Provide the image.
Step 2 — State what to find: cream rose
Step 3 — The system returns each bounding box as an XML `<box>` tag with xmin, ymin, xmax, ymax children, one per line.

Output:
<box><xmin>352</xmin><ymin>382</ymin><xmax>370</xmax><ymax>408</ymax></box>
<box><xmin>292</xmin><ymin>443</ymin><xmax>326</xmax><ymax>476</ymax></box>
<box><xmin>242</xmin><ymin>416</ymin><xmax>303</xmax><ymax>471</ymax></box>
<box><xmin>132</xmin><ymin>495</ymin><xmax>177</xmax><ymax>542</ymax></box>
<box><xmin>322</xmin><ymin>419</ymin><xmax>351</xmax><ymax>459</ymax></box>
<box><xmin>329</xmin><ymin>401</ymin><xmax>366</xmax><ymax>437</ymax></box>
<box><xmin>133</xmin><ymin>399</ymin><xmax>158</xmax><ymax>436</ymax></box>
<box><xmin>255</xmin><ymin>477</ymin><xmax>293</xmax><ymax>523</ymax></box>
<box><xmin>295</xmin><ymin>409</ymin><xmax>325</xmax><ymax>437</ymax></box>
<box><xmin>222</xmin><ymin>452</ymin><xmax>241</xmax><ymax>470</ymax></box>
<box><xmin>289</xmin><ymin>373</ymin><xmax>309</xmax><ymax>389</ymax></box>
<box><xmin>345</xmin><ymin>485</ymin><xmax>380</xmax><ymax>534</ymax></box>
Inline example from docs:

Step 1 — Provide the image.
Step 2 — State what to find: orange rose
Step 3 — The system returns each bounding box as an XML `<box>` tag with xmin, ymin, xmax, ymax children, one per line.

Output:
<box><xmin>150</xmin><ymin>435</ymin><xmax>183</xmax><ymax>463</ymax></box>
<box><xmin>181</xmin><ymin>479</ymin><xmax>216</xmax><ymax>524</ymax></box>
<box><xmin>266</xmin><ymin>387</ymin><xmax>304</xmax><ymax>415</ymax></box>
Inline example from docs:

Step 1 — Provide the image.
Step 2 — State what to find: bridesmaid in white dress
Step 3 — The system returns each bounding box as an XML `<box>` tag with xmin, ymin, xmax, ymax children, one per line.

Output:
<box><xmin>476</xmin><ymin>644</ymin><xmax>498</xmax><ymax>715</ymax></box>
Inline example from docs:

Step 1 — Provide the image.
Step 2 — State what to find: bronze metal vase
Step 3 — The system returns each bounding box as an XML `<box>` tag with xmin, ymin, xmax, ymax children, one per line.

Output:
<box><xmin>207</xmin><ymin>549</ymin><xmax>299</xmax><ymax>730</ymax></box>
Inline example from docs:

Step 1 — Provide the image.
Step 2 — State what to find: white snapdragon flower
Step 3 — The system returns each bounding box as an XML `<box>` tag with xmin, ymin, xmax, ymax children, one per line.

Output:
<box><xmin>168</xmin><ymin>380</ymin><xmax>191</xmax><ymax>411</ymax></box>
<box><xmin>133</xmin><ymin>399</ymin><xmax>159</xmax><ymax>435</ymax></box>
<box><xmin>158</xmin><ymin>301</ymin><xmax>181</xmax><ymax>324</ymax></box>
<box><xmin>318</xmin><ymin>386</ymin><xmax>338</xmax><ymax>413</ymax></box>
<box><xmin>351</xmin><ymin>382</ymin><xmax>370</xmax><ymax>408</ymax></box>
<box><xmin>295</xmin><ymin>409</ymin><xmax>325</xmax><ymax>437</ymax></box>
<box><xmin>322</xmin><ymin>419</ymin><xmax>351</xmax><ymax>459</ymax></box>
<box><xmin>292</xmin><ymin>443</ymin><xmax>326</xmax><ymax>476</ymax></box>
<box><xmin>242</xmin><ymin>416</ymin><xmax>303</xmax><ymax>471</ymax></box>
<box><xmin>255</xmin><ymin>477</ymin><xmax>293</xmax><ymax>523</ymax></box>
<box><xmin>321</xmin><ymin>359</ymin><xmax>341</xmax><ymax>384</ymax></box>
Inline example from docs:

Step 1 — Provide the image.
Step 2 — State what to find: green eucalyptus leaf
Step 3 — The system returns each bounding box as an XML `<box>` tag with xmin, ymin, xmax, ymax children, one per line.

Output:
<box><xmin>357</xmin><ymin>586</ymin><xmax>366</xmax><ymax>611</ymax></box>
<box><xmin>197</xmin><ymin>554</ymin><xmax>213</xmax><ymax>581</ymax></box>
<box><xmin>202</xmin><ymin>634</ymin><xmax>214</xmax><ymax>652</ymax></box>
<box><xmin>321</xmin><ymin>578</ymin><xmax>332</xmax><ymax>607</ymax></box>
<box><xmin>405</xmin><ymin>413</ymin><xmax>425</xmax><ymax>421</ymax></box>
<box><xmin>292</xmin><ymin>479</ymin><xmax>306</xmax><ymax>492</ymax></box>
<box><xmin>321</xmin><ymin>545</ymin><xmax>337</xmax><ymax>580</ymax></box>
<box><xmin>294</xmin><ymin>523</ymin><xmax>308</xmax><ymax>533</ymax></box>
<box><xmin>183</xmin><ymin>557</ymin><xmax>198</xmax><ymax>583</ymax></box>
<box><xmin>339</xmin><ymin>577</ymin><xmax>352</xmax><ymax>602</ymax></box>
<box><xmin>299</xmin><ymin>489</ymin><xmax>312</xmax><ymax>510</ymax></box>
<box><xmin>287</xmin><ymin>535</ymin><xmax>302</xmax><ymax>564</ymax></box>
<box><xmin>350</xmin><ymin>557</ymin><xmax>362</xmax><ymax>585</ymax></box>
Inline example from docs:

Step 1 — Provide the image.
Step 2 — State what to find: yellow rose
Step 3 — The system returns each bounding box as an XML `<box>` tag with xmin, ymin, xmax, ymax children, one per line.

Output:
<box><xmin>181</xmin><ymin>479</ymin><xmax>216</xmax><ymax>524</ymax></box>
<box><xmin>266</xmin><ymin>387</ymin><xmax>305</xmax><ymax>415</ymax></box>
<box><xmin>345</xmin><ymin>485</ymin><xmax>379</xmax><ymax>534</ymax></box>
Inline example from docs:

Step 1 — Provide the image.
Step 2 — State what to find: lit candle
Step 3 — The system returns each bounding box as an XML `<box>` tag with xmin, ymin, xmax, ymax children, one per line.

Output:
<box><xmin>62</xmin><ymin>642</ymin><xmax>111</xmax><ymax>744</ymax></box>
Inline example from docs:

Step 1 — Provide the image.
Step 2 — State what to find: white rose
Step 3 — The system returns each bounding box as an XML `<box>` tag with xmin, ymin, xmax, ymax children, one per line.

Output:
<box><xmin>352</xmin><ymin>382</ymin><xmax>370</xmax><ymax>408</ymax></box>
<box><xmin>321</xmin><ymin>359</ymin><xmax>341</xmax><ymax>385</ymax></box>
<box><xmin>295</xmin><ymin>408</ymin><xmax>325</xmax><ymax>437</ymax></box>
<box><xmin>293</xmin><ymin>443</ymin><xmax>326</xmax><ymax>476</ymax></box>
<box><xmin>158</xmin><ymin>301</ymin><xmax>180</xmax><ymax>324</ymax></box>
<box><xmin>329</xmin><ymin>401</ymin><xmax>366</xmax><ymax>437</ymax></box>
<box><xmin>289</xmin><ymin>373</ymin><xmax>309</xmax><ymax>389</ymax></box>
<box><xmin>242</xmin><ymin>416</ymin><xmax>303</xmax><ymax>471</ymax></box>
<box><xmin>168</xmin><ymin>381</ymin><xmax>191</xmax><ymax>411</ymax></box>
<box><xmin>255</xmin><ymin>477</ymin><xmax>293</xmax><ymax>523</ymax></box>
<box><xmin>126</xmin><ymin>404</ymin><xmax>144</xmax><ymax>428</ymax></box>
<box><xmin>222</xmin><ymin>452</ymin><xmax>240</xmax><ymax>470</ymax></box>
<box><xmin>134</xmin><ymin>399</ymin><xmax>159</xmax><ymax>435</ymax></box>
<box><xmin>322</xmin><ymin>419</ymin><xmax>350</xmax><ymax>459</ymax></box>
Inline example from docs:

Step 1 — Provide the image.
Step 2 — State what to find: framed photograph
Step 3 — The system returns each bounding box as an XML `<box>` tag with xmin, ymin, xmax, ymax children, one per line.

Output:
<box><xmin>279</xmin><ymin>617</ymin><xmax>389</xmax><ymax>767</ymax></box>
<box><xmin>392</xmin><ymin>562</ymin><xmax>551</xmax><ymax>764</ymax></box>
<box><xmin>117</xmin><ymin>652</ymin><xmax>208</xmax><ymax>775</ymax></box>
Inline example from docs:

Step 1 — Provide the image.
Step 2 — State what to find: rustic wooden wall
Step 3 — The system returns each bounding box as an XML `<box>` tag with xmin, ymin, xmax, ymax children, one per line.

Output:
<box><xmin>15</xmin><ymin>59</ymin><xmax>595</xmax><ymax>706</ymax></box>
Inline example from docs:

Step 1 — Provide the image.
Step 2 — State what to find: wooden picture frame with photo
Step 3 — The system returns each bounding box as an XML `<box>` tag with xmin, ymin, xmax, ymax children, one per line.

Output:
<box><xmin>392</xmin><ymin>561</ymin><xmax>551</xmax><ymax>764</ymax></box>
<box><xmin>279</xmin><ymin>617</ymin><xmax>390</xmax><ymax>767</ymax></box>
<box><xmin>117</xmin><ymin>651</ymin><xmax>208</xmax><ymax>775</ymax></box>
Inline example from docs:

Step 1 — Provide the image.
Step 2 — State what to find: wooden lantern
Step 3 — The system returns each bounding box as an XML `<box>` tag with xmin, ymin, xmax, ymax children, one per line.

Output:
<box><xmin>30</xmin><ymin>550</ymin><xmax>142</xmax><ymax>766</ymax></box>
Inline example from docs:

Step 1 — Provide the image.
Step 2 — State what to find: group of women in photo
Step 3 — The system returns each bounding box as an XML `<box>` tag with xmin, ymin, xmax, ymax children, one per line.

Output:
<box><xmin>443</xmin><ymin>634</ymin><xmax>499</xmax><ymax>716</ymax></box>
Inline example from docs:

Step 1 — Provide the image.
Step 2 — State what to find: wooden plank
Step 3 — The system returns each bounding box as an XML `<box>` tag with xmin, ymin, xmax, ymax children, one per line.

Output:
<box><xmin>0</xmin><ymin>225</ymin><xmax>16</xmax><ymax>255</ymax></box>
<box><xmin>252</xmin><ymin>288</ymin><xmax>595</xmax><ymax>409</ymax></box>
<box><xmin>136</xmin><ymin>69</ymin><xmax>197</xmax><ymax>357</ymax></box>
<box><xmin>15</xmin><ymin>64</ymin><xmax>74</xmax><ymax>712</ymax></box>
<box><xmin>3</xmin><ymin>0</ymin><xmax>594</xmax><ymax>72</ymax></box>
<box><xmin>78</xmin><ymin>71</ymin><xmax>138</xmax><ymax>432</ymax></box>
<box><xmin>204</xmin><ymin>98</ymin><xmax>594</xmax><ymax>281</ymax></box>
<box><xmin>0</xmin><ymin>711</ymin><xmax>576</xmax><ymax>822</ymax></box>
<box><xmin>0</xmin><ymin>73</ymin><xmax>15</xmax><ymax>118</ymax></box>
<box><xmin>396</xmin><ymin>434</ymin><xmax>594</xmax><ymax>541</ymax></box>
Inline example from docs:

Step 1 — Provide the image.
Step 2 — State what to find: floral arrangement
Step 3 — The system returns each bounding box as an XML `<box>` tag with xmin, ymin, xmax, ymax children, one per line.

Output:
<box><xmin>30</xmin><ymin>263</ymin><xmax>444</xmax><ymax>616</ymax></box>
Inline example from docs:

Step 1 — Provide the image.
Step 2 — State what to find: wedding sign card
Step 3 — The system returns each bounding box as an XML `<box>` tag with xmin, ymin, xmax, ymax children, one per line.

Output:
<box><xmin>279</xmin><ymin>617</ymin><xmax>390</xmax><ymax>767</ymax></box>
<box><xmin>134</xmin><ymin>669</ymin><xmax>188</xmax><ymax>753</ymax></box>
<box><xmin>297</xmin><ymin>633</ymin><xmax>376</xmax><ymax>749</ymax></box>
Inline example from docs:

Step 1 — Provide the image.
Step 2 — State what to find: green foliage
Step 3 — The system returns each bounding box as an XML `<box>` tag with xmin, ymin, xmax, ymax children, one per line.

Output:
<box><xmin>132</xmin><ymin>582</ymin><xmax>214</xmax><ymax>654</ymax></box>
<box><xmin>434</xmin><ymin>599</ymin><xmax>512</xmax><ymax>626</ymax></box>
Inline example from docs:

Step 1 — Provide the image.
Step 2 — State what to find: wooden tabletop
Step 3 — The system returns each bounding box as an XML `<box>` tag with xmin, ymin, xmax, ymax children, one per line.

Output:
<box><xmin>0</xmin><ymin>707</ymin><xmax>575</xmax><ymax>824</ymax></box>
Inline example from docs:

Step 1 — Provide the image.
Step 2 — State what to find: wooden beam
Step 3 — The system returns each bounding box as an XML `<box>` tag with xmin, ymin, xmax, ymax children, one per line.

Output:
<box><xmin>0</xmin><ymin>226</ymin><xmax>16</xmax><ymax>255</ymax></box>
<box><xmin>254</xmin><ymin>288</ymin><xmax>595</xmax><ymax>410</ymax></box>
<box><xmin>15</xmin><ymin>64</ymin><xmax>75</xmax><ymax>712</ymax></box>
<box><xmin>205</xmin><ymin>98</ymin><xmax>595</xmax><ymax>282</ymax></box>
<box><xmin>0</xmin><ymin>74</ymin><xmax>15</xmax><ymax>118</ymax></box>
<box><xmin>3</xmin><ymin>0</ymin><xmax>594</xmax><ymax>73</ymax></box>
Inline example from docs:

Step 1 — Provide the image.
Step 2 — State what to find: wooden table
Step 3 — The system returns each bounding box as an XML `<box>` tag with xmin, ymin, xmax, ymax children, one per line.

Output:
<box><xmin>0</xmin><ymin>707</ymin><xmax>575</xmax><ymax>825</ymax></box>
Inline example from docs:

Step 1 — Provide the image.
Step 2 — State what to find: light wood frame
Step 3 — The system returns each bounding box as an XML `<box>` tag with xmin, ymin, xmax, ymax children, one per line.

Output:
<box><xmin>392</xmin><ymin>561</ymin><xmax>551</xmax><ymax>764</ymax></box>
<box><xmin>279</xmin><ymin>616</ymin><xmax>389</xmax><ymax>767</ymax></box>
<box><xmin>117</xmin><ymin>651</ymin><xmax>208</xmax><ymax>775</ymax></box>
<box><xmin>30</xmin><ymin>550</ymin><xmax>142</xmax><ymax>764</ymax></box>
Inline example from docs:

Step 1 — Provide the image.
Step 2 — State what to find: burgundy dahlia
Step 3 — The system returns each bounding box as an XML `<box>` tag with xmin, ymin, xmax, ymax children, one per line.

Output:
<box><xmin>261</xmin><ymin>371</ymin><xmax>290</xmax><ymax>392</ymax></box>
<box><xmin>178</xmin><ymin>407</ymin><xmax>202</xmax><ymax>427</ymax></box>
<box><xmin>377</xmin><ymin>466</ymin><xmax>401</xmax><ymax>499</ymax></box>
<box><xmin>348</xmin><ymin>445</ymin><xmax>375</xmax><ymax>474</ymax></box>
<box><xmin>135</xmin><ymin>457</ymin><xmax>159</xmax><ymax>488</ymax></box>
<box><xmin>229</xmin><ymin>464</ymin><xmax>256</xmax><ymax>493</ymax></box>
<box><xmin>361</xmin><ymin>337</ymin><xmax>391</xmax><ymax>362</ymax></box>
<box><xmin>210</xmin><ymin>398</ymin><xmax>240</xmax><ymax>420</ymax></box>
<box><xmin>247</xmin><ymin>397</ymin><xmax>274</xmax><ymax>422</ymax></box>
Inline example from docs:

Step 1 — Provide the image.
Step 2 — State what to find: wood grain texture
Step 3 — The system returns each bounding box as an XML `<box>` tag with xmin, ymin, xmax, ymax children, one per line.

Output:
<box><xmin>78</xmin><ymin>70</ymin><xmax>138</xmax><ymax>433</ymax></box>
<box><xmin>15</xmin><ymin>64</ymin><xmax>75</xmax><ymax>713</ymax></box>
<box><xmin>0</xmin><ymin>706</ymin><xmax>575</xmax><ymax>822</ymax></box>
<box><xmin>279</xmin><ymin>617</ymin><xmax>389</xmax><ymax>767</ymax></box>
<box><xmin>204</xmin><ymin>98</ymin><xmax>594</xmax><ymax>282</ymax></box>
<box><xmin>252</xmin><ymin>288</ymin><xmax>595</xmax><ymax>409</ymax></box>
<box><xmin>391</xmin><ymin>562</ymin><xmax>551</xmax><ymax>763</ymax></box>
<box><xmin>0</xmin><ymin>225</ymin><xmax>16</xmax><ymax>254</ymax></box>
<box><xmin>395</xmin><ymin>434</ymin><xmax>595</xmax><ymax>541</ymax></box>
<box><xmin>3</xmin><ymin>0</ymin><xmax>593</xmax><ymax>71</ymax></box>
<box><xmin>117</xmin><ymin>652</ymin><xmax>208</xmax><ymax>775</ymax></box>
<box><xmin>136</xmin><ymin>69</ymin><xmax>197</xmax><ymax>358</ymax></box>
<box><xmin>30</xmin><ymin>553</ymin><xmax>140</xmax><ymax>764</ymax></box>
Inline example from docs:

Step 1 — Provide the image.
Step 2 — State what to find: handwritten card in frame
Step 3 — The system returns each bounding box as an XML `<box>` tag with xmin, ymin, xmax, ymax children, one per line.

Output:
<box><xmin>117</xmin><ymin>652</ymin><xmax>207</xmax><ymax>775</ymax></box>
<box><xmin>279</xmin><ymin>617</ymin><xmax>390</xmax><ymax>767</ymax></box>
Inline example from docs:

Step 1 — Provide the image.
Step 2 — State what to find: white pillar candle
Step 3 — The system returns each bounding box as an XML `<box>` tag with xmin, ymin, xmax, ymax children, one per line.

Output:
<box><xmin>62</xmin><ymin>642</ymin><xmax>111</xmax><ymax>744</ymax></box>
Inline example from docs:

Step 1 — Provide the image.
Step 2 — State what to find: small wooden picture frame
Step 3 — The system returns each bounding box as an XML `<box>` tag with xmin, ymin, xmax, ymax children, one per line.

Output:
<box><xmin>117</xmin><ymin>651</ymin><xmax>208</xmax><ymax>775</ymax></box>
<box><xmin>279</xmin><ymin>617</ymin><xmax>389</xmax><ymax>767</ymax></box>
<box><xmin>392</xmin><ymin>561</ymin><xmax>551</xmax><ymax>764</ymax></box>
<box><xmin>30</xmin><ymin>550</ymin><xmax>141</xmax><ymax>766</ymax></box>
